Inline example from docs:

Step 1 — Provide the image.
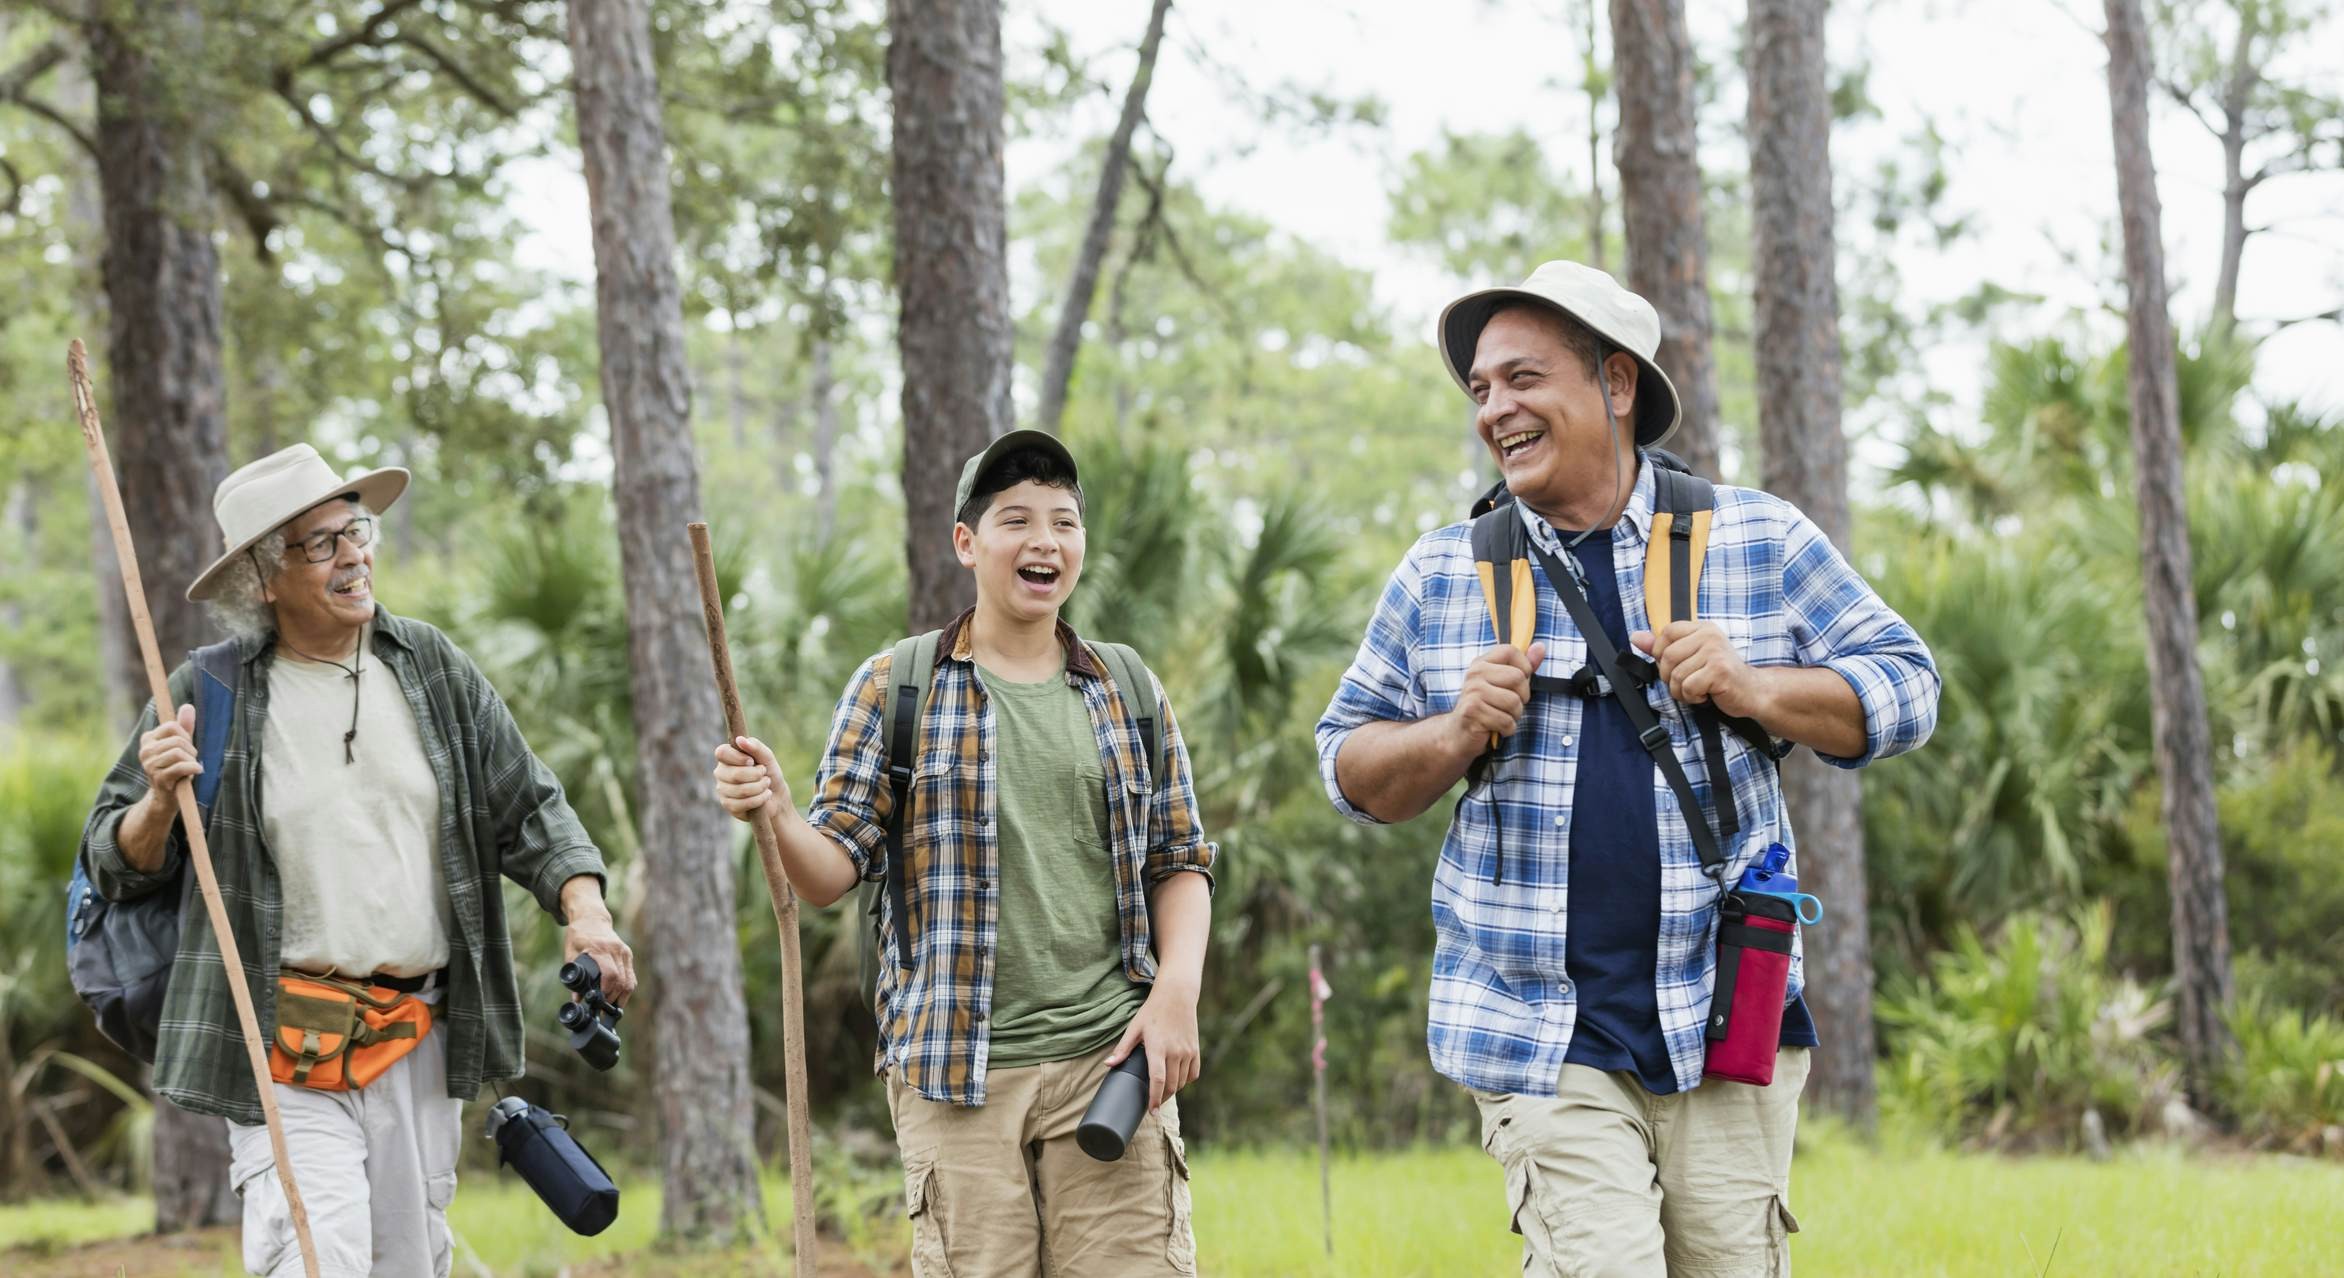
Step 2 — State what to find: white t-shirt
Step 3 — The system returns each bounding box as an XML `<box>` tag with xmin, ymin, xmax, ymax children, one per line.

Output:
<box><xmin>261</xmin><ymin>630</ymin><xmax>453</xmax><ymax>977</ymax></box>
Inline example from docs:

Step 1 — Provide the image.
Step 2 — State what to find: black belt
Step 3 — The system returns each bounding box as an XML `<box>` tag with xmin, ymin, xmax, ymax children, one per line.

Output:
<box><xmin>289</xmin><ymin>968</ymin><xmax>445</xmax><ymax>993</ymax></box>
<box><xmin>371</xmin><ymin>969</ymin><xmax>443</xmax><ymax>993</ymax></box>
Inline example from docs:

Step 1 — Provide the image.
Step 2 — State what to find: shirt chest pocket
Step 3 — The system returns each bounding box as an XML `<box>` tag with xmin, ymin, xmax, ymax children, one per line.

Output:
<box><xmin>910</xmin><ymin>751</ymin><xmax>980</xmax><ymax>867</ymax></box>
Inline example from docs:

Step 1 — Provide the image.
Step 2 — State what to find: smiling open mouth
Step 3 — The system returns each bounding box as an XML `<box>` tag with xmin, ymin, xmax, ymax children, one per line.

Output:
<box><xmin>1498</xmin><ymin>430</ymin><xmax>1544</xmax><ymax>460</ymax></box>
<box><xmin>1016</xmin><ymin>565</ymin><xmax>1059</xmax><ymax>587</ymax></box>
<box><xmin>332</xmin><ymin>574</ymin><xmax>370</xmax><ymax>599</ymax></box>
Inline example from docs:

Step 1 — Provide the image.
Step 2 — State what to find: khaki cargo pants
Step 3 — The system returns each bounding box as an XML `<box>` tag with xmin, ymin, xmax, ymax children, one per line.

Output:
<box><xmin>886</xmin><ymin>1044</ymin><xmax>1198</xmax><ymax>1277</ymax></box>
<box><xmin>1473</xmin><ymin>1047</ymin><xmax>1808</xmax><ymax>1278</ymax></box>
<box><xmin>227</xmin><ymin>992</ymin><xmax>462</xmax><ymax>1278</ymax></box>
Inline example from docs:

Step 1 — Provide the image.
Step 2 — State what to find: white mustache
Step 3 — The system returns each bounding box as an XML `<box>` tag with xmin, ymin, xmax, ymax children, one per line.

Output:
<box><xmin>331</xmin><ymin>568</ymin><xmax>370</xmax><ymax>591</ymax></box>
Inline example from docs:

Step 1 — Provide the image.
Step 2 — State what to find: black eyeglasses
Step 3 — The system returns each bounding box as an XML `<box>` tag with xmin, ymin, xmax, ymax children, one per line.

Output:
<box><xmin>289</xmin><ymin>517</ymin><xmax>374</xmax><ymax>564</ymax></box>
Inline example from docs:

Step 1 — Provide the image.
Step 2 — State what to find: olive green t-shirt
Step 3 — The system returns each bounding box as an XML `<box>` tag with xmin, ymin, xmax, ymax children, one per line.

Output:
<box><xmin>978</xmin><ymin>664</ymin><xmax>1147</xmax><ymax>1069</ymax></box>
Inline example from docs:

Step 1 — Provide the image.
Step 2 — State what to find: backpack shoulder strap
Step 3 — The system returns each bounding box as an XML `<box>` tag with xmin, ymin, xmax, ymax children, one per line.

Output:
<box><xmin>1091</xmin><ymin>641</ymin><xmax>1165</xmax><ymax>792</ymax></box>
<box><xmin>1470</xmin><ymin>505</ymin><xmax>1536</xmax><ymax>654</ymax></box>
<box><xmin>875</xmin><ymin>631</ymin><xmax>940</xmax><ymax>981</ymax></box>
<box><xmin>1643</xmin><ymin>464</ymin><xmax>1715</xmax><ymax>632</ymax></box>
<box><xmin>188</xmin><ymin>640</ymin><xmax>242</xmax><ymax>823</ymax></box>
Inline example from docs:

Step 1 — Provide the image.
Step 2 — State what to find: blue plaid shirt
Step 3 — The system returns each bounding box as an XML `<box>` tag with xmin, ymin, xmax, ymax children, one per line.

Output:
<box><xmin>1315</xmin><ymin>459</ymin><xmax>1938</xmax><ymax>1095</ymax></box>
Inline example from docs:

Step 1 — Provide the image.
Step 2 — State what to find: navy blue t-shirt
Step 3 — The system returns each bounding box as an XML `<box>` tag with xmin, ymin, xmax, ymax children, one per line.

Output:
<box><xmin>1554</xmin><ymin>531</ymin><xmax>1816</xmax><ymax>1096</ymax></box>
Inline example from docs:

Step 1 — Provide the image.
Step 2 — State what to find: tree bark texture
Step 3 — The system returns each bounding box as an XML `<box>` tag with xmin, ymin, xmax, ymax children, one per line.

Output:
<box><xmin>87</xmin><ymin>4</ymin><xmax>233</xmax><ymax>1225</ymax></box>
<box><xmin>1035</xmin><ymin>0</ymin><xmax>1171</xmax><ymax>438</ymax></box>
<box><xmin>1747</xmin><ymin>0</ymin><xmax>1874</xmax><ymax>1127</ymax></box>
<box><xmin>888</xmin><ymin>0</ymin><xmax>1013</xmax><ymax>632</ymax></box>
<box><xmin>2210</xmin><ymin>6</ymin><xmax>2256</xmax><ymax>333</ymax></box>
<box><xmin>568</xmin><ymin>0</ymin><xmax>762</xmax><ymax>1240</ymax></box>
<box><xmin>87</xmin><ymin>3</ymin><xmax>227</xmax><ymax>710</ymax></box>
<box><xmin>1610</xmin><ymin>0</ymin><xmax>1722</xmax><ymax>480</ymax></box>
<box><xmin>150</xmin><ymin>1095</ymin><xmax>237</xmax><ymax>1233</ymax></box>
<box><xmin>1583</xmin><ymin>0</ymin><xmax>1607</xmax><ymax>275</ymax></box>
<box><xmin>2104</xmin><ymin>0</ymin><xmax>2235</xmax><ymax>1109</ymax></box>
<box><xmin>809</xmin><ymin>336</ymin><xmax>842</xmax><ymax>536</ymax></box>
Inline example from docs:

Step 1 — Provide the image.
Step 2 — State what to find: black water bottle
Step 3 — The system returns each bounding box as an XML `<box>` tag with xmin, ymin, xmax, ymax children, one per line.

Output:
<box><xmin>1076</xmin><ymin>1053</ymin><xmax>1151</xmax><ymax>1162</ymax></box>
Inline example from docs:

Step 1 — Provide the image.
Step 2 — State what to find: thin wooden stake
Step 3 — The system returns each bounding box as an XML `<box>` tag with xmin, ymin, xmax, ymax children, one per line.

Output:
<box><xmin>67</xmin><ymin>339</ymin><xmax>320</xmax><ymax>1278</ymax></box>
<box><xmin>1310</xmin><ymin>942</ymin><xmax>1333</xmax><ymax>1256</ymax></box>
<box><xmin>687</xmin><ymin>522</ymin><xmax>816</xmax><ymax>1277</ymax></box>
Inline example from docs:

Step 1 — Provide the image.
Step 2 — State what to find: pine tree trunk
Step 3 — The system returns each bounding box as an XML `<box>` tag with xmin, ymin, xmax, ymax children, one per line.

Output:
<box><xmin>810</xmin><ymin>337</ymin><xmax>842</xmax><ymax>537</ymax></box>
<box><xmin>151</xmin><ymin>1096</ymin><xmax>237</xmax><ymax>1232</ymax></box>
<box><xmin>1747</xmin><ymin>0</ymin><xmax>1876</xmax><ymax>1130</ymax></box>
<box><xmin>0</xmin><ymin>480</ymin><xmax>27</xmax><ymax>737</ymax></box>
<box><xmin>568</xmin><ymin>0</ymin><xmax>762</xmax><ymax>1240</ymax></box>
<box><xmin>888</xmin><ymin>0</ymin><xmax>1012</xmax><ymax>631</ymax></box>
<box><xmin>87</xmin><ymin>3</ymin><xmax>234</xmax><ymax>1225</ymax></box>
<box><xmin>1610</xmin><ymin>0</ymin><xmax>1723</xmax><ymax>480</ymax></box>
<box><xmin>2104</xmin><ymin>0</ymin><xmax>2234</xmax><ymax>1110</ymax></box>
<box><xmin>1583</xmin><ymin>0</ymin><xmax>1607</xmax><ymax>274</ymax></box>
<box><xmin>88</xmin><ymin>3</ymin><xmax>228</xmax><ymax>693</ymax></box>
<box><xmin>2209</xmin><ymin>6</ymin><xmax>2256</xmax><ymax>334</ymax></box>
<box><xmin>1035</xmin><ymin>0</ymin><xmax>1172</xmax><ymax>437</ymax></box>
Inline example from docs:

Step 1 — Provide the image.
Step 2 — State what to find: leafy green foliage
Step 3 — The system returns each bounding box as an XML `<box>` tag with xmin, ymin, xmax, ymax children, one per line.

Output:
<box><xmin>1879</xmin><ymin>905</ymin><xmax>2176</xmax><ymax>1149</ymax></box>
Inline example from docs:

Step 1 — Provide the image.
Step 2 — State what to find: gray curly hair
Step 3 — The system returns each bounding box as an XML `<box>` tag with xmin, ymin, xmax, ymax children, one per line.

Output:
<box><xmin>204</xmin><ymin>502</ymin><xmax>375</xmax><ymax>640</ymax></box>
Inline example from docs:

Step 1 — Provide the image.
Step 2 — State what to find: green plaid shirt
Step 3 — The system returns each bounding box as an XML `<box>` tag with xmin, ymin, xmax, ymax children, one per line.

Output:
<box><xmin>79</xmin><ymin>608</ymin><xmax>606</xmax><ymax>1124</ymax></box>
<box><xmin>805</xmin><ymin>609</ymin><xmax>1216</xmax><ymax>1106</ymax></box>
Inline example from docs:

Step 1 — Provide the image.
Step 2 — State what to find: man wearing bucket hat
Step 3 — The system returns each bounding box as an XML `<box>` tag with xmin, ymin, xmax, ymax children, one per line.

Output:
<box><xmin>710</xmin><ymin>432</ymin><xmax>1215</xmax><ymax>1275</ymax></box>
<box><xmin>1315</xmin><ymin>263</ymin><xmax>1938</xmax><ymax>1275</ymax></box>
<box><xmin>78</xmin><ymin>444</ymin><xmax>634</xmax><ymax>1277</ymax></box>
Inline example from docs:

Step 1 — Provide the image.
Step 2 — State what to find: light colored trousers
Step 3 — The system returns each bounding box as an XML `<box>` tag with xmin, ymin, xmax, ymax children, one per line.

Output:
<box><xmin>887</xmin><ymin>1044</ymin><xmax>1199</xmax><ymax>1277</ymax></box>
<box><xmin>227</xmin><ymin>995</ymin><xmax>462</xmax><ymax>1278</ymax></box>
<box><xmin>1474</xmin><ymin>1046</ymin><xmax>1808</xmax><ymax>1278</ymax></box>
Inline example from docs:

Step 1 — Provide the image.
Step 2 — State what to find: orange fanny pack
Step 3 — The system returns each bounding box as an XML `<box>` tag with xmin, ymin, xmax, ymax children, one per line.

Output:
<box><xmin>269</xmin><ymin>973</ymin><xmax>432</xmax><ymax>1091</ymax></box>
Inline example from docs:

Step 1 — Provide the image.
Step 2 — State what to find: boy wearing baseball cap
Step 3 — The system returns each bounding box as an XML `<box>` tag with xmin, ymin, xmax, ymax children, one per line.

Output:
<box><xmin>712</xmin><ymin>431</ymin><xmax>1213</xmax><ymax>1275</ymax></box>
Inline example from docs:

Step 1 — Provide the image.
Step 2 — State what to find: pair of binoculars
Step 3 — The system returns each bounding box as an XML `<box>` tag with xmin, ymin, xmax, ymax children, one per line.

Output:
<box><xmin>556</xmin><ymin>954</ymin><xmax>624</xmax><ymax>1071</ymax></box>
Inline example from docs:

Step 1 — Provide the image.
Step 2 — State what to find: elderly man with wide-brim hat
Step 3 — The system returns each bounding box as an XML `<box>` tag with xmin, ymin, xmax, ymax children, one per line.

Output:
<box><xmin>1314</xmin><ymin>263</ymin><xmax>1939</xmax><ymax>1275</ymax></box>
<box><xmin>78</xmin><ymin>445</ymin><xmax>636</xmax><ymax>1278</ymax></box>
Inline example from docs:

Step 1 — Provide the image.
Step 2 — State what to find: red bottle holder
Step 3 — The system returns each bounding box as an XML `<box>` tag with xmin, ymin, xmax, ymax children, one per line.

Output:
<box><xmin>1703</xmin><ymin>890</ymin><xmax>1798</xmax><ymax>1086</ymax></box>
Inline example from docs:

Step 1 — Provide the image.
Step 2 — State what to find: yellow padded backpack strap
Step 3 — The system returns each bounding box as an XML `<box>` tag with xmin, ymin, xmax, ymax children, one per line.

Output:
<box><xmin>1470</xmin><ymin>506</ymin><xmax>1536</xmax><ymax>750</ymax></box>
<box><xmin>1644</xmin><ymin>468</ymin><xmax>1715</xmax><ymax>631</ymax></box>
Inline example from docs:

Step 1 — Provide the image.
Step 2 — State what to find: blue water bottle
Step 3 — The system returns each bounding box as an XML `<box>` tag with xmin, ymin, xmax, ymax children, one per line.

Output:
<box><xmin>1735</xmin><ymin>844</ymin><xmax>1823</xmax><ymax>924</ymax></box>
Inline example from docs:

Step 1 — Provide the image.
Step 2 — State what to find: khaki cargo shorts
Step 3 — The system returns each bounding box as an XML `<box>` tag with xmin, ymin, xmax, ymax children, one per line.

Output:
<box><xmin>1473</xmin><ymin>1047</ymin><xmax>1808</xmax><ymax>1278</ymax></box>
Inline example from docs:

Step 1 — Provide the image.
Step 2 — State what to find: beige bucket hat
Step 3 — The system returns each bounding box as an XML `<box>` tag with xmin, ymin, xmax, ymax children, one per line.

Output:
<box><xmin>185</xmin><ymin>444</ymin><xmax>408</xmax><ymax>601</ymax></box>
<box><xmin>1435</xmin><ymin>260</ymin><xmax>1684</xmax><ymax>448</ymax></box>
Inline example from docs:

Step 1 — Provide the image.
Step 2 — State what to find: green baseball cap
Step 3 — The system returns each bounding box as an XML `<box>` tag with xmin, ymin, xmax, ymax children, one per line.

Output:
<box><xmin>952</xmin><ymin>429</ymin><xmax>1082</xmax><ymax>522</ymax></box>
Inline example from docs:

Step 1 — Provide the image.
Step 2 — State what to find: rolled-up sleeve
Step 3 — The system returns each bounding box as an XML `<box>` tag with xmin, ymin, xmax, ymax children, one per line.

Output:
<box><xmin>803</xmin><ymin>654</ymin><xmax>894</xmax><ymax>880</ymax></box>
<box><xmin>1140</xmin><ymin>674</ymin><xmax>1216</xmax><ymax>891</ymax></box>
<box><xmin>1314</xmin><ymin>551</ymin><xmax>1430</xmax><ymax>824</ymax></box>
<box><xmin>1781</xmin><ymin>510</ymin><xmax>1940</xmax><ymax>768</ymax></box>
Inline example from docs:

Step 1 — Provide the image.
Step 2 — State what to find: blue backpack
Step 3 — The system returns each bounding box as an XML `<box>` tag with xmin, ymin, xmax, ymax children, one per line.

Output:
<box><xmin>64</xmin><ymin>640</ymin><xmax>240</xmax><ymax>1064</ymax></box>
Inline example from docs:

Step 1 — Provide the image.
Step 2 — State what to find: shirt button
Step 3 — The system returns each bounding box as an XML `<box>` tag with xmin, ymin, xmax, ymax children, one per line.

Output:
<box><xmin>1562</xmin><ymin>736</ymin><xmax>1574</xmax><ymax>747</ymax></box>
<box><xmin>1554</xmin><ymin>816</ymin><xmax>1567</xmax><ymax>828</ymax></box>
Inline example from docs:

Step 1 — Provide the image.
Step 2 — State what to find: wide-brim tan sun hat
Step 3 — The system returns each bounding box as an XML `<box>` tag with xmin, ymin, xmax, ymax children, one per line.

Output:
<box><xmin>1435</xmin><ymin>259</ymin><xmax>1685</xmax><ymax>448</ymax></box>
<box><xmin>185</xmin><ymin>444</ymin><xmax>409</xmax><ymax>602</ymax></box>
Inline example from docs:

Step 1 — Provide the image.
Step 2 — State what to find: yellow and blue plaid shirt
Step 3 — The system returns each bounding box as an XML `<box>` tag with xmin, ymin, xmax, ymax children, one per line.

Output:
<box><xmin>805</xmin><ymin>610</ymin><xmax>1216</xmax><ymax>1106</ymax></box>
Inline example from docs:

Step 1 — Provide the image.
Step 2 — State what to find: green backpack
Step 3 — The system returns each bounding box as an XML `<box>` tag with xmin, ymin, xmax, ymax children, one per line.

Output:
<box><xmin>857</xmin><ymin>632</ymin><xmax>1169</xmax><ymax>1011</ymax></box>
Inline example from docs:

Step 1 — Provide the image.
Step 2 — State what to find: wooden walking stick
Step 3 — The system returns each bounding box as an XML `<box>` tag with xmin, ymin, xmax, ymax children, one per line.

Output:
<box><xmin>67</xmin><ymin>340</ymin><xmax>321</xmax><ymax>1278</ymax></box>
<box><xmin>687</xmin><ymin>522</ymin><xmax>817</xmax><ymax>1276</ymax></box>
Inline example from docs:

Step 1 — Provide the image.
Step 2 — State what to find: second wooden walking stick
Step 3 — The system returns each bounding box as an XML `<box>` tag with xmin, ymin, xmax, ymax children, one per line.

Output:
<box><xmin>688</xmin><ymin>522</ymin><xmax>817</xmax><ymax>1276</ymax></box>
<box><xmin>68</xmin><ymin>340</ymin><xmax>322</xmax><ymax>1278</ymax></box>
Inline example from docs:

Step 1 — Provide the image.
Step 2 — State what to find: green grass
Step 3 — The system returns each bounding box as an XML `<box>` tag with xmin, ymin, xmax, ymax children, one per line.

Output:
<box><xmin>0</xmin><ymin>1196</ymin><xmax>151</xmax><ymax>1252</ymax></box>
<box><xmin>6</xmin><ymin>1131</ymin><xmax>2342</xmax><ymax>1276</ymax></box>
